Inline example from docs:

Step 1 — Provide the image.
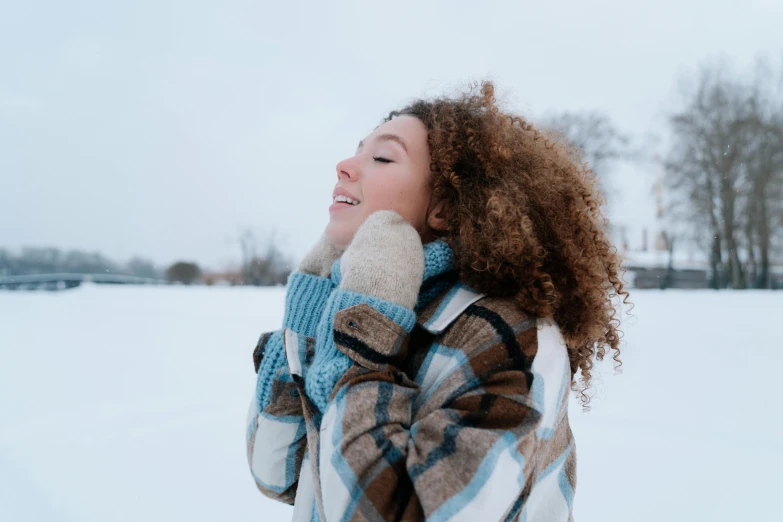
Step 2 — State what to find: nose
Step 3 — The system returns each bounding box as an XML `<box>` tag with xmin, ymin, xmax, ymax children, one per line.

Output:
<box><xmin>335</xmin><ymin>155</ymin><xmax>359</xmax><ymax>181</ymax></box>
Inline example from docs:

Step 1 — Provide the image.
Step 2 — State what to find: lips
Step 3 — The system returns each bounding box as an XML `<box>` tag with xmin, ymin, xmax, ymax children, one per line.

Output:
<box><xmin>332</xmin><ymin>187</ymin><xmax>361</xmax><ymax>204</ymax></box>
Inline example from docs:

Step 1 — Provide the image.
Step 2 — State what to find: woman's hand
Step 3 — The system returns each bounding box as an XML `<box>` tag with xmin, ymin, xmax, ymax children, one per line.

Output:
<box><xmin>339</xmin><ymin>210</ymin><xmax>424</xmax><ymax>309</ymax></box>
<box><xmin>297</xmin><ymin>233</ymin><xmax>344</xmax><ymax>278</ymax></box>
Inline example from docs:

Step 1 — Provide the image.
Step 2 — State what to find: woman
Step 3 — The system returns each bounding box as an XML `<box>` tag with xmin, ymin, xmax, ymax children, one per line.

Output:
<box><xmin>246</xmin><ymin>82</ymin><xmax>627</xmax><ymax>521</ymax></box>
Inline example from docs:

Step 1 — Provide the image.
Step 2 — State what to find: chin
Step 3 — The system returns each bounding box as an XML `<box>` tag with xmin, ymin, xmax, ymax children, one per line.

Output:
<box><xmin>325</xmin><ymin>222</ymin><xmax>355</xmax><ymax>249</ymax></box>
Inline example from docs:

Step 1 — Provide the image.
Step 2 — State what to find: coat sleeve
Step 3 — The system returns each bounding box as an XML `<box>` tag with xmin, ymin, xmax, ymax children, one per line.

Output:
<box><xmin>246</xmin><ymin>272</ymin><xmax>335</xmax><ymax>504</ymax></box>
<box><xmin>313</xmin><ymin>292</ymin><xmax>544</xmax><ymax>522</ymax></box>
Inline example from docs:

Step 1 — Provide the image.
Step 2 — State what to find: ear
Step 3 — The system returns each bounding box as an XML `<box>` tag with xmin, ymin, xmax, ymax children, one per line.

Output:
<box><xmin>427</xmin><ymin>199</ymin><xmax>448</xmax><ymax>232</ymax></box>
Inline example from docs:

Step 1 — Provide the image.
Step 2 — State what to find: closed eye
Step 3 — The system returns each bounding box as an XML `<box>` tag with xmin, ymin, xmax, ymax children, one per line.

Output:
<box><xmin>373</xmin><ymin>156</ymin><xmax>392</xmax><ymax>164</ymax></box>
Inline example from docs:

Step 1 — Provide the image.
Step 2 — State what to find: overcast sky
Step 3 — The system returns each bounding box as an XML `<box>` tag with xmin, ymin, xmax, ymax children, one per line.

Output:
<box><xmin>2</xmin><ymin>0</ymin><xmax>781</xmax><ymax>269</ymax></box>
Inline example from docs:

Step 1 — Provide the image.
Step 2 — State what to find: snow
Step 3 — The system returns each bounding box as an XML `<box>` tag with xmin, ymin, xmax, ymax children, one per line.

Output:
<box><xmin>1</xmin><ymin>284</ymin><xmax>780</xmax><ymax>521</ymax></box>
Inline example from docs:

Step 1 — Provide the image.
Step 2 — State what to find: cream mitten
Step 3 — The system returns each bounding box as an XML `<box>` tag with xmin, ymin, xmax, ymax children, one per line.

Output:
<box><xmin>297</xmin><ymin>234</ymin><xmax>344</xmax><ymax>278</ymax></box>
<box><xmin>339</xmin><ymin>211</ymin><xmax>424</xmax><ymax>309</ymax></box>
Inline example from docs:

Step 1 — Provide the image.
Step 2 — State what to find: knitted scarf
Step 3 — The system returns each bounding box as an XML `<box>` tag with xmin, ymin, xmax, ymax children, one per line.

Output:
<box><xmin>302</xmin><ymin>239</ymin><xmax>458</xmax><ymax>411</ymax></box>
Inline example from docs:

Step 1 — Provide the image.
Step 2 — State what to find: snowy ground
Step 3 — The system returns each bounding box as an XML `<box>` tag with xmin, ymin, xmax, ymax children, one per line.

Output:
<box><xmin>1</xmin><ymin>284</ymin><xmax>780</xmax><ymax>521</ymax></box>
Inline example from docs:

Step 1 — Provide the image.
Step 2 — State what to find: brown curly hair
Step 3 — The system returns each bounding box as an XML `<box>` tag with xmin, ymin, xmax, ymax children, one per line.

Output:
<box><xmin>386</xmin><ymin>82</ymin><xmax>630</xmax><ymax>407</ymax></box>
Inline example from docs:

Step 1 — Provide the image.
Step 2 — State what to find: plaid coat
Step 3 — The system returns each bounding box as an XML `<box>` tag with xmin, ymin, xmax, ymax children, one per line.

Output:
<box><xmin>247</xmin><ymin>277</ymin><xmax>576</xmax><ymax>522</ymax></box>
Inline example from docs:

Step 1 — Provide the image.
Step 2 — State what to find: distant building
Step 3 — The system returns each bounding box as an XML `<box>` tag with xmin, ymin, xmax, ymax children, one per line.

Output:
<box><xmin>202</xmin><ymin>271</ymin><xmax>243</xmax><ymax>286</ymax></box>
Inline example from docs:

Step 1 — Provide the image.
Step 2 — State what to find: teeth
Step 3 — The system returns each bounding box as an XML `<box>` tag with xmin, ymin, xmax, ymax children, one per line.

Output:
<box><xmin>334</xmin><ymin>195</ymin><xmax>359</xmax><ymax>205</ymax></box>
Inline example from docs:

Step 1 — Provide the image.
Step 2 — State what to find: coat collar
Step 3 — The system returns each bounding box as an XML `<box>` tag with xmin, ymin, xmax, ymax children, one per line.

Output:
<box><xmin>416</xmin><ymin>280</ymin><xmax>485</xmax><ymax>334</ymax></box>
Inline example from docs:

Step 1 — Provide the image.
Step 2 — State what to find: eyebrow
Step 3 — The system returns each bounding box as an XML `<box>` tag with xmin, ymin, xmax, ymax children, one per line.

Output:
<box><xmin>357</xmin><ymin>133</ymin><xmax>409</xmax><ymax>153</ymax></box>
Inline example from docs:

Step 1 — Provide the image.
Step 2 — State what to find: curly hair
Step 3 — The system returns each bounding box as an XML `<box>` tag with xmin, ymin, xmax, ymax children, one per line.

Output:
<box><xmin>386</xmin><ymin>82</ymin><xmax>630</xmax><ymax>407</ymax></box>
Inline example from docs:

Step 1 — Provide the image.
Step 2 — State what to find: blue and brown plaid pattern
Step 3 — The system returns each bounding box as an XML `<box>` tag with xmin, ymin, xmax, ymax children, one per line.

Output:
<box><xmin>247</xmin><ymin>280</ymin><xmax>577</xmax><ymax>521</ymax></box>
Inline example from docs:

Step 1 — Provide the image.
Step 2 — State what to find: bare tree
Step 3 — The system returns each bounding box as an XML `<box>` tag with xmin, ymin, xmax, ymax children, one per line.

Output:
<box><xmin>238</xmin><ymin>228</ymin><xmax>292</xmax><ymax>286</ymax></box>
<box><xmin>0</xmin><ymin>247</ymin><xmax>121</xmax><ymax>275</ymax></box>
<box><xmin>125</xmin><ymin>257</ymin><xmax>162</xmax><ymax>279</ymax></box>
<box><xmin>743</xmin><ymin>109</ymin><xmax>783</xmax><ymax>287</ymax></box>
<box><xmin>542</xmin><ymin>111</ymin><xmax>630</xmax><ymax>195</ymax></box>
<box><xmin>665</xmin><ymin>66</ymin><xmax>751</xmax><ymax>288</ymax></box>
<box><xmin>664</xmin><ymin>58</ymin><xmax>783</xmax><ymax>289</ymax></box>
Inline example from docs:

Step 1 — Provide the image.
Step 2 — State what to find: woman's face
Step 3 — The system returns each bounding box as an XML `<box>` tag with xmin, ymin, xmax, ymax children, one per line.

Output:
<box><xmin>325</xmin><ymin>115</ymin><xmax>436</xmax><ymax>248</ymax></box>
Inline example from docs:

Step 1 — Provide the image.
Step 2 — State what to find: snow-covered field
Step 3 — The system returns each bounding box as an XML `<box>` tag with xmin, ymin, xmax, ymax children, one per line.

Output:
<box><xmin>1</xmin><ymin>285</ymin><xmax>780</xmax><ymax>521</ymax></box>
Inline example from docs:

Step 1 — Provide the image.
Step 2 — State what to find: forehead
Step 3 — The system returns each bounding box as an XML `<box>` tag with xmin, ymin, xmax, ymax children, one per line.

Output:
<box><xmin>366</xmin><ymin>115</ymin><xmax>428</xmax><ymax>152</ymax></box>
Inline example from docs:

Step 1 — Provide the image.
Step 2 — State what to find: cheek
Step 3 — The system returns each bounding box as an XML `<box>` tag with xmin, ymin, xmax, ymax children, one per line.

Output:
<box><xmin>363</xmin><ymin>176</ymin><xmax>429</xmax><ymax>226</ymax></box>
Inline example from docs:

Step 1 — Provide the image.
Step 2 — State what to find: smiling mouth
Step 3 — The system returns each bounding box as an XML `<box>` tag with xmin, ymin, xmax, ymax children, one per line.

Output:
<box><xmin>333</xmin><ymin>195</ymin><xmax>361</xmax><ymax>206</ymax></box>
<box><xmin>333</xmin><ymin>202</ymin><xmax>359</xmax><ymax>207</ymax></box>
